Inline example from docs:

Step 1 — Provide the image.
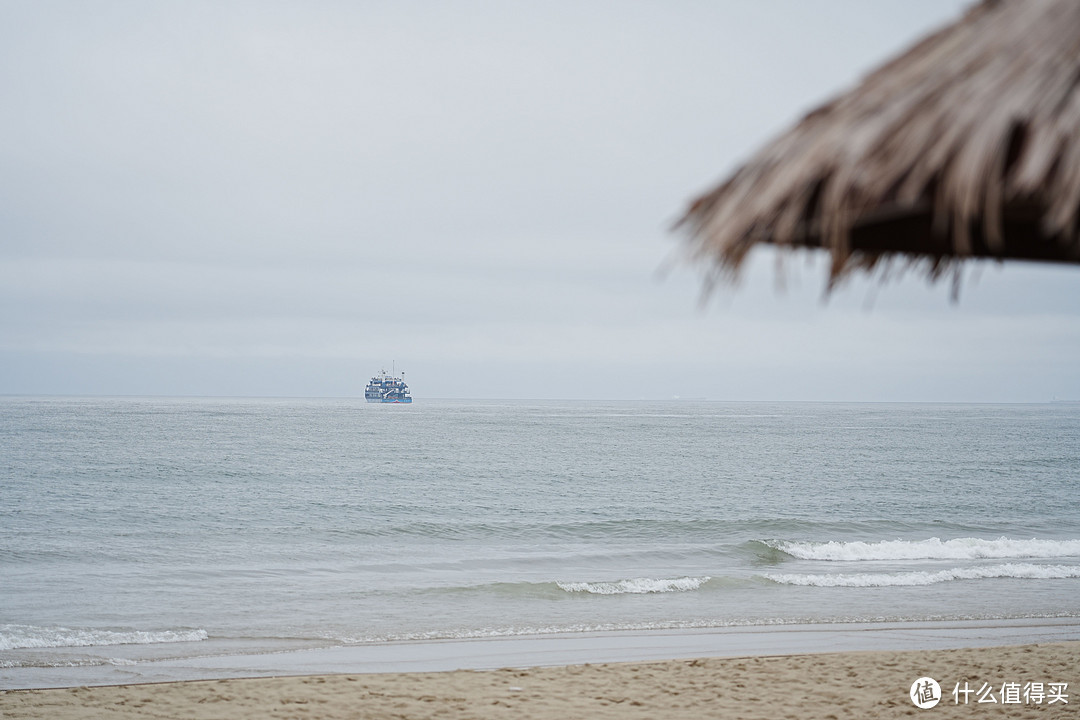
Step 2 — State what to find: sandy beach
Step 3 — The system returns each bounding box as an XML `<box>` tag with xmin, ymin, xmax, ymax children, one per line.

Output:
<box><xmin>2</xmin><ymin>641</ymin><xmax>1076</xmax><ymax>719</ymax></box>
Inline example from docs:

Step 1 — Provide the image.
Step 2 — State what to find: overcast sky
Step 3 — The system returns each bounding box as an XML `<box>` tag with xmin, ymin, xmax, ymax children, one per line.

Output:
<box><xmin>2</xmin><ymin>0</ymin><xmax>1077</xmax><ymax>401</ymax></box>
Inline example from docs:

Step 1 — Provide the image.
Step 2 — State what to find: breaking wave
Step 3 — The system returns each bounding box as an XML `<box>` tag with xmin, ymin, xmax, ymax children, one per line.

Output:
<box><xmin>0</xmin><ymin>624</ymin><xmax>209</xmax><ymax>651</ymax></box>
<box><xmin>766</xmin><ymin>537</ymin><xmax>1080</xmax><ymax>562</ymax></box>
<box><xmin>763</xmin><ymin>563</ymin><xmax>1080</xmax><ymax>587</ymax></box>
<box><xmin>556</xmin><ymin>576</ymin><xmax>711</xmax><ymax>595</ymax></box>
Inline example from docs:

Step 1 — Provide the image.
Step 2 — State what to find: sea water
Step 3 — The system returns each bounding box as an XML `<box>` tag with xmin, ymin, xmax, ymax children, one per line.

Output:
<box><xmin>2</xmin><ymin>398</ymin><xmax>1079</xmax><ymax>685</ymax></box>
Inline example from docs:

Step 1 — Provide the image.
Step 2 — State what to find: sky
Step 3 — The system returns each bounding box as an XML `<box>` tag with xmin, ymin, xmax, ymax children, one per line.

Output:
<box><xmin>1</xmin><ymin>0</ymin><xmax>1078</xmax><ymax>402</ymax></box>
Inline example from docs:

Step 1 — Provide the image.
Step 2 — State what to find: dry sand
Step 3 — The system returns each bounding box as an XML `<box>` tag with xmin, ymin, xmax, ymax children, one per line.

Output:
<box><xmin>2</xmin><ymin>641</ymin><xmax>1076</xmax><ymax>719</ymax></box>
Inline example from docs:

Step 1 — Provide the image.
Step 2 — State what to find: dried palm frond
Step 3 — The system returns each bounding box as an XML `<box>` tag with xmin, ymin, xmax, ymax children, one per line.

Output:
<box><xmin>678</xmin><ymin>0</ymin><xmax>1080</xmax><ymax>291</ymax></box>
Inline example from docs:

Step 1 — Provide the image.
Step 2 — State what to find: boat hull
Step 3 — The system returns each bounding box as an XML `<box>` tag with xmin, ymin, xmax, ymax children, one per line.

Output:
<box><xmin>365</xmin><ymin>368</ymin><xmax>413</xmax><ymax>403</ymax></box>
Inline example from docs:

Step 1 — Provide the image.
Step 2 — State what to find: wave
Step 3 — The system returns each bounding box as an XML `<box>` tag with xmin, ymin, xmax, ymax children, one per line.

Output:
<box><xmin>556</xmin><ymin>576</ymin><xmax>711</xmax><ymax>595</ymax></box>
<box><xmin>338</xmin><ymin>616</ymin><xmax>816</xmax><ymax>643</ymax></box>
<box><xmin>347</xmin><ymin>518</ymin><xmax>751</xmax><ymax>542</ymax></box>
<box><xmin>0</xmin><ymin>624</ymin><xmax>208</xmax><ymax>651</ymax></box>
<box><xmin>0</xmin><ymin>656</ymin><xmax>140</xmax><ymax>669</ymax></box>
<box><xmin>763</xmin><ymin>563</ymin><xmax>1080</xmax><ymax>587</ymax></box>
<box><xmin>333</xmin><ymin>610</ymin><xmax>1080</xmax><ymax>645</ymax></box>
<box><xmin>765</xmin><ymin>537</ymin><xmax>1080</xmax><ymax>562</ymax></box>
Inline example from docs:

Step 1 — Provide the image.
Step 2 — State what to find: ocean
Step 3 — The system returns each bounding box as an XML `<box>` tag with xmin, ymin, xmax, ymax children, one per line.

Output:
<box><xmin>2</xmin><ymin>397</ymin><xmax>1079</xmax><ymax>687</ymax></box>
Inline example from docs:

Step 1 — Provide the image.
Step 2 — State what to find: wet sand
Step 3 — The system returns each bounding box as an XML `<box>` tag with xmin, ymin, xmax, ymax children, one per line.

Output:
<box><xmin>2</xmin><ymin>641</ymin><xmax>1077</xmax><ymax>719</ymax></box>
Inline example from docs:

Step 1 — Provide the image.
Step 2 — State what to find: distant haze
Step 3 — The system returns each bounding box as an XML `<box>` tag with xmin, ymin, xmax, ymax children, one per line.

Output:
<box><xmin>2</xmin><ymin>0</ymin><xmax>1077</xmax><ymax>401</ymax></box>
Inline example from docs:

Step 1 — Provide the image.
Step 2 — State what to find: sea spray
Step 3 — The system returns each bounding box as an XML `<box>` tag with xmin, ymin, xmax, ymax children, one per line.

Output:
<box><xmin>766</xmin><ymin>537</ymin><xmax>1080</xmax><ymax>562</ymax></box>
<box><xmin>0</xmin><ymin>625</ymin><xmax>208</xmax><ymax>651</ymax></box>
<box><xmin>763</xmin><ymin>563</ymin><xmax>1080</xmax><ymax>588</ymax></box>
<box><xmin>556</xmin><ymin>576</ymin><xmax>711</xmax><ymax>595</ymax></box>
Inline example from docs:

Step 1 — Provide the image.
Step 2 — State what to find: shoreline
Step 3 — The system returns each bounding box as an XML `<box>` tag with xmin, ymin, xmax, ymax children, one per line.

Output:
<box><xmin>4</xmin><ymin>616</ymin><xmax>1079</xmax><ymax>691</ymax></box>
<box><xmin>2</xmin><ymin>639</ymin><xmax>1077</xmax><ymax>719</ymax></box>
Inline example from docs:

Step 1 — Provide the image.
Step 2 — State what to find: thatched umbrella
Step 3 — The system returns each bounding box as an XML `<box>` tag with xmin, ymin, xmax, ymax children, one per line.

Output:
<box><xmin>677</xmin><ymin>0</ymin><xmax>1080</xmax><ymax>294</ymax></box>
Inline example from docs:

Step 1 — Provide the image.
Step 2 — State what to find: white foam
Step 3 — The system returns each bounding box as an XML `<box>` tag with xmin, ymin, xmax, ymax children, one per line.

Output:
<box><xmin>0</xmin><ymin>625</ymin><xmax>208</xmax><ymax>651</ymax></box>
<box><xmin>342</xmin><ymin>615</ymin><xmax>813</xmax><ymax>643</ymax></box>
<box><xmin>556</xmin><ymin>576</ymin><xmax>710</xmax><ymax>595</ymax></box>
<box><xmin>764</xmin><ymin>563</ymin><xmax>1080</xmax><ymax>587</ymax></box>
<box><xmin>772</xmin><ymin>537</ymin><xmax>1080</xmax><ymax>562</ymax></box>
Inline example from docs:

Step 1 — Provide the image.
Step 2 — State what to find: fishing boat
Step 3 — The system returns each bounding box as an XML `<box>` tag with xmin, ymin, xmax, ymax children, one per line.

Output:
<box><xmin>365</xmin><ymin>369</ymin><xmax>413</xmax><ymax>403</ymax></box>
